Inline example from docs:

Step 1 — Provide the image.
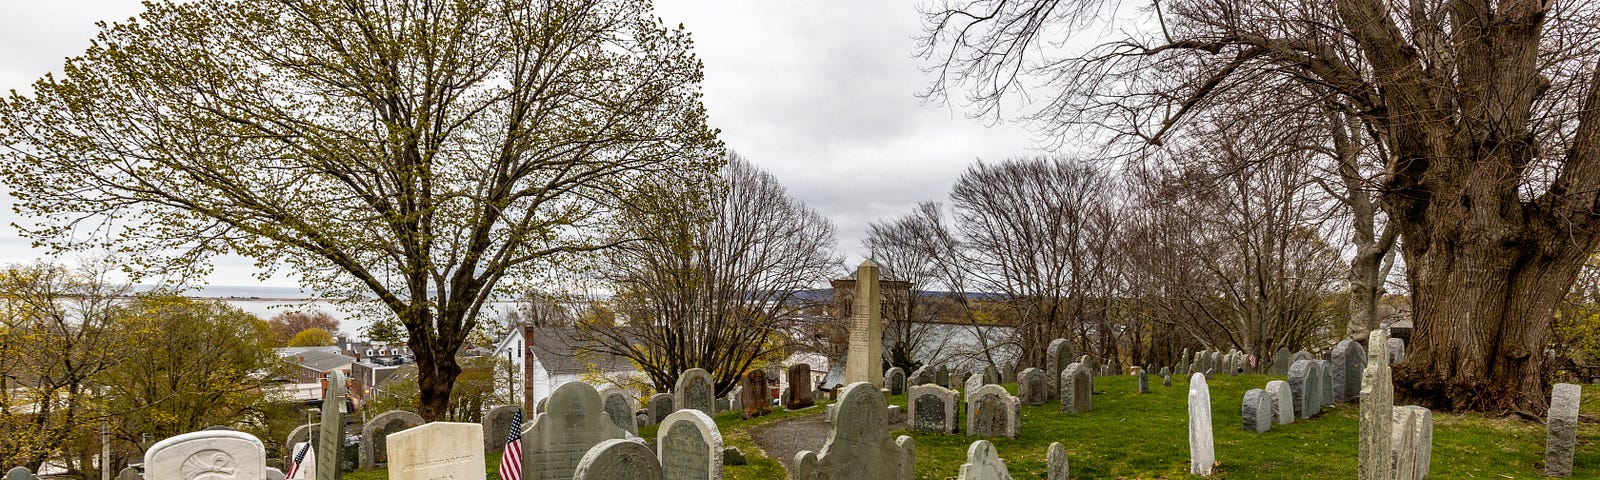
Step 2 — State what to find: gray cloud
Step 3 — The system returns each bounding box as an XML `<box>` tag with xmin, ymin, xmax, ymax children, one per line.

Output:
<box><xmin>0</xmin><ymin>0</ymin><xmax>1037</xmax><ymax>286</ymax></box>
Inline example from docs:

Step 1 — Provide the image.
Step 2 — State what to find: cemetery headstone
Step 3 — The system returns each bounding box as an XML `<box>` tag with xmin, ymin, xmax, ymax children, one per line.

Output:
<box><xmin>1137</xmin><ymin>368</ymin><xmax>1150</xmax><ymax>394</ymax></box>
<box><xmin>266</xmin><ymin>467</ymin><xmax>284</xmax><ymax>480</ymax></box>
<box><xmin>4</xmin><ymin>468</ymin><xmax>35</xmax><ymax>480</ymax></box>
<box><xmin>1359</xmin><ymin>329</ymin><xmax>1393</xmax><ymax>480</ymax></box>
<box><xmin>1178</xmin><ymin>348</ymin><xmax>1191</xmax><ymax>375</ymax></box>
<box><xmin>285</xmin><ymin>425</ymin><xmax>318</xmax><ymax>471</ymax></box>
<box><xmin>910</xmin><ymin>384</ymin><xmax>960</xmax><ymax>434</ymax></box>
<box><xmin>1265</xmin><ymin>380</ymin><xmax>1294</xmax><ymax>425</ymax></box>
<box><xmin>573</xmin><ymin>439</ymin><xmax>663</xmax><ymax>480</ymax></box>
<box><xmin>791</xmin><ymin>382</ymin><xmax>916</xmax><ymax>480</ymax></box>
<box><xmin>538</xmin><ymin>397</ymin><xmax>548</xmax><ymax>413</ymax></box>
<box><xmin>1242</xmin><ymin>389</ymin><xmax>1271</xmax><ymax>433</ymax></box>
<box><xmin>964</xmin><ymin>373</ymin><xmax>983</xmax><ymax>396</ymax></box>
<box><xmin>1000</xmin><ymin>362</ymin><xmax>1016</xmax><ymax>384</ymax></box>
<box><xmin>952</xmin><ymin>371</ymin><xmax>971</xmax><ymax>391</ymax></box>
<box><xmin>115</xmin><ymin>467</ymin><xmax>141</xmax><ymax>480</ymax></box>
<box><xmin>936</xmin><ymin>365</ymin><xmax>951</xmax><ymax>388</ymax></box>
<box><xmin>1059</xmin><ymin>363</ymin><xmax>1091</xmax><ymax>414</ymax></box>
<box><xmin>1272</xmin><ymin>347</ymin><xmax>1292</xmax><ymax>375</ymax></box>
<box><xmin>359</xmin><ymin>409</ymin><xmax>424</xmax><ymax>469</ymax></box>
<box><xmin>886</xmin><ymin>367</ymin><xmax>907</xmax><ymax>395</ymax></box>
<box><xmin>1332</xmin><ymin>339</ymin><xmax>1366</xmax><ymax>403</ymax></box>
<box><xmin>650</xmin><ymin>393</ymin><xmax>675</xmax><ymax>425</ymax></box>
<box><xmin>820</xmin><ymin>365</ymin><xmax>846</xmax><ymax>391</ymax></box>
<box><xmin>1545</xmin><ymin>382</ymin><xmax>1582</xmax><ymax>477</ymax></box>
<box><xmin>910</xmin><ymin>366</ymin><xmax>931</xmax><ymax>386</ymax></box>
<box><xmin>983</xmin><ymin>364</ymin><xmax>1001</xmax><ymax>385</ymax></box>
<box><xmin>522</xmin><ymin>381</ymin><xmax>631</xmax><ymax>480</ymax></box>
<box><xmin>386</xmin><ymin>422</ymin><xmax>485</xmax><ymax>480</ymax></box>
<box><xmin>1046</xmin><ymin>338</ymin><xmax>1074</xmax><ymax>382</ymax></box>
<box><xmin>1047</xmin><ymin>442</ymin><xmax>1068</xmax><ymax>480</ymax></box>
<box><xmin>1158</xmin><ymin>366</ymin><xmax>1171</xmax><ymax>377</ymax></box>
<box><xmin>1313</xmin><ymin>359</ymin><xmax>1335</xmax><ymax>409</ymax></box>
<box><xmin>1392</xmin><ymin>405</ymin><xmax>1433</xmax><ymax>480</ymax></box>
<box><xmin>676</xmin><ymin>368</ymin><xmax>717</xmax><ymax>414</ymax></box>
<box><xmin>145</xmin><ymin>430</ymin><xmax>267</xmax><ymax>480</ymax></box>
<box><xmin>484</xmin><ymin>405</ymin><xmax>522</xmax><ymax>450</ymax></box>
<box><xmin>966</xmin><ymin>384</ymin><xmax>1019</xmax><ymax>438</ymax></box>
<box><xmin>1016</xmin><ymin>368</ymin><xmax>1050</xmax><ymax>405</ymax></box>
<box><xmin>845</xmin><ymin>260</ymin><xmax>886</xmax><ymax>387</ymax></box>
<box><xmin>723</xmin><ymin>447</ymin><xmax>747</xmax><ymax>466</ymax></box>
<box><xmin>1188</xmin><ymin>373</ymin><xmax>1215</xmax><ymax>476</ymax></box>
<box><xmin>1303</xmin><ymin>360</ymin><xmax>1326</xmax><ymax>417</ymax></box>
<box><xmin>599</xmin><ymin>386</ymin><xmax>640</xmax><ymax>435</ymax></box>
<box><xmin>1287</xmin><ymin>360</ymin><xmax>1313</xmax><ymax>418</ymax></box>
<box><xmin>741</xmin><ymin>369</ymin><xmax>771</xmax><ymax>419</ymax></box>
<box><xmin>956</xmin><ymin>440</ymin><xmax>1013</xmax><ymax>480</ymax></box>
<box><xmin>1163</xmin><ymin>374</ymin><xmax>1173</xmax><ymax>387</ymax></box>
<box><xmin>657</xmin><ymin>409</ymin><xmax>722</xmax><ymax>480</ymax></box>
<box><xmin>316</xmin><ymin>370</ymin><xmax>346</xmax><ymax>480</ymax></box>
<box><xmin>1388</xmin><ymin>338</ymin><xmax>1406</xmax><ymax>365</ymax></box>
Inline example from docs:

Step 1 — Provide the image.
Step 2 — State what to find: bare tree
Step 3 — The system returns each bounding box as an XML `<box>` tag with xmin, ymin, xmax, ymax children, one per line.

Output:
<box><xmin>0</xmin><ymin>0</ymin><xmax>720</xmax><ymax>420</ymax></box>
<box><xmin>584</xmin><ymin>153</ymin><xmax>839</xmax><ymax>395</ymax></box>
<box><xmin>920</xmin><ymin>0</ymin><xmax>1600</xmax><ymax>412</ymax></box>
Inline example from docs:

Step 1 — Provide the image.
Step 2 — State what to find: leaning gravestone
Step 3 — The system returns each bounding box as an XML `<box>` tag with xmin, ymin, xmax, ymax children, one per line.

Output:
<box><xmin>677</xmin><ymin>368</ymin><xmax>717</xmax><ymax>414</ymax></box>
<box><xmin>909</xmin><ymin>384</ymin><xmax>959</xmax><ymax>434</ymax></box>
<box><xmin>484</xmin><ymin>405</ymin><xmax>522</xmax><ymax>450</ymax></box>
<box><xmin>910</xmin><ymin>366</ymin><xmax>932</xmax><ymax>385</ymax></box>
<box><xmin>1047</xmin><ymin>442</ymin><xmax>1068</xmax><ymax>480</ymax></box>
<box><xmin>522</xmin><ymin>381</ymin><xmax>631</xmax><ymax>480</ymax></box>
<box><xmin>146</xmin><ymin>430</ymin><xmax>267</xmax><ymax>480</ymax></box>
<box><xmin>600</xmin><ymin>386</ymin><xmax>640</xmax><ymax>435</ymax></box>
<box><xmin>1545</xmin><ymin>382</ymin><xmax>1582</xmax><ymax>477</ymax></box>
<box><xmin>657</xmin><ymin>409</ymin><xmax>722</xmax><ymax>480</ymax></box>
<box><xmin>1188</xmin><ymin>373</ymin><xmax>1215</xmax><ymax>476</ymax></box>
<box><xmin>741</xmin><ymin>369</ymin><xmax>770</xmax><ymax>419</ymax></box>
<box><xmin>1331</xmin><ymin>339</ymin><xmax>1366</xmax><ymax>403</ymax></box>
<box><xmin>359</xmin><ymin>409</ymin><xmax>424</xmax><ymax>469</ymax></box>
<box><xmin>1392</xmin><ymin>405</ymin><xmax>1433</xmax><ymax>480</ymax></box>
<box><xmin>967</xmin><ymin>384</ymin><xmax>1019</xmax><ymax>438</ymax></box>
<box><xmin>650</xmin><ymin>393</ymin><xmax>675</xmax><ymax>425</ymax></box>
<box><xmin>1060</xmin><ymin>363</ymin><xmax>1091</xmax><ymax>414</ymax></box>
<box><xmin>387</xmin><ymin>422</ymin><xmax>486</xmax><ymax>480</ymax></box>
<box><xmin>791</xmin><ymin>382</ymin><xmax>916</xmax><ymax>480</ymax></box>
<box><xmin>1271</xmin><ymin>347</ymin><xmax>1292</xmax><ymax>375</ymax></box>
<box><xmin>1287</xmin><ymin>360</ymin><xmax>1313</xmax><ymax>418</ymax></box>
<box><xmin>574</xmin><ymin>439</ymin><xmax>664</xmax><ymax>480</ymax></box>
<box><xmin>1265</xmin><ymin>380</ymin><xmax>1294</xmax><ymax>425</ymax></box>
<box><xmin>1358</xmin><ymin>330</ymin><xmax>1394</xmax><ymax>480</ymax></box>
<box><xmin>1016</xmin><ymin>368</ymin><xmax>1050</xmax><ymax>405</ymax></box>
<box><xmin>1242</xmin><ymin>389</ymin><xmax>1271</xmax><ymax>433</ymax></box>
<box><xmin>886</xmin><ymin>367</ymin><xmax>907</xmax><ymax>395</ymax></box>
<box><xmin>788</xmin><ymin>363</ymin><xmax>816</xmax><ymax>409</ymax></box>
<box><xmin>956</xmin><ymin>440</ymin><xmax>1013</xmax><ymax>480</ymax></box>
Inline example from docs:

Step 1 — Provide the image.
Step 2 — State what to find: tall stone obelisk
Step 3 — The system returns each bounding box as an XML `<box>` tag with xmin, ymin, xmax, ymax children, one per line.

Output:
<box><xmin>845</xmin><ymin>259</ymin><xmax>883</xmax><ymax>387</ymax></box>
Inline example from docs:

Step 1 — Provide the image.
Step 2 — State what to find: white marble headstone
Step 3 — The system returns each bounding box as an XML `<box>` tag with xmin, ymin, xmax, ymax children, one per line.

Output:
<box><xmin>145</xmin><ymin>430</ymin><xmax>266</xmax><ymax>480</ymax></box>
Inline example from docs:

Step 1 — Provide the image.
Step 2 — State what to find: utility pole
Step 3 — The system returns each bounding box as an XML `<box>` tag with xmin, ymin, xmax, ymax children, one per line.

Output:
<box><xmin>523</xmin><ymin>322</ymin><xmax>535</xmax><ymax>415</ymax></box>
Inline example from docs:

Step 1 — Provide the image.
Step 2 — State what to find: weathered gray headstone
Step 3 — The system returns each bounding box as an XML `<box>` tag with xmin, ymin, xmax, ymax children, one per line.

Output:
<box><xmin>676</xmin><ymin>368</ymin><xmax>717</xmax><ymax>414</ymax></box>
<box><xmin>1163</xmin><ymin>374</ymin><xmax>1172</xmax><ymax>387</ymax></box>
<box><xmin>1158</xmin><ymin>366</ymin><xmax>1171</xmax><ymax>377</ymax></box>
<box><xmin>1016</xmin><ymin>368</ymin><xmax>1049</xmax><ymax>406</ymax></box>
<box><xmin>115</xmin><ymin>467</ymin><xmax>142</xmax><ymax>480</ymax></box>
<box><xmin>484</xmin><ymin>405</ymin><xmax>522</xmax><ymax>450</ymax></box>
<box><xmin>316</xmin><ymin>370</ymin><xmax>346</xmax><ymax>480</ymax></box>
<box><xmin>1188</xmin><ymin>373</ymin><xmax>1214</xmax><ymax>476</ymax></box>
<box><xmin>1265</xmin><ymin>380</ymin><xmax>1294</xmax><ymax>425</ymax></box>
<box><xmin>657</xmin><ymin>409</ymin><xmax>722</xmax><ymax>480</ymax></box>
<box><xmin>722</xmin><ymin>446</ymin><xmax>747</xmax><ymax>466</ymax></box>
<box><xmin>386</xmin><ymin>422</ymin><xmax>486</xmax><ymax>480</ymax></box>
<box><xmin>1178</xmin><ymin>348</ymin><xmax>1191</xmax><ymax>375</ymax></box>
<box><xmin>1332</xmin><ymin>339</ymin><xmax>1366</xmax><ymax>403</ymax></box>
<box><xmin>145</xmin><ymin>430</ymin><xmax>267</xmax><ymax>480</ymax></box>
<box><xmin>1045</xmin><ymin>338</ymin><xmax>1074</xmax><ymax>383</ymax></box>
<box><xmin>791</xmin><ymin>382</ymin><xmax>915</xmax><ymax>480</ymax></box>
<box><xmin>1271</xmin><ymin>347</ymin><xmax>1292</xmax><ymax>375</ymax></box>
<box><xmin>965</xmin><ymin>372</ymin><xmax>984</xmax><ymax>395</ymax></box>
<box><xmin>523</xmin><ymin>381</ymin><xmax>631</xmax><ymax>480</ymax></box>
<box><xmin>650</xmin><ymin>393</ymin><xmax>675</xmax><ymax>425</ymax></box>
<box><xmin>266</xmin><ymin>467</ymin><xmax>285</xmax><ymax>480</ymax></box>
<box><xmin>1286</xmin><ymin>358</ymin><xmax>1312</xmax><ymax>419</ymax></box>
<box><xmin>1392</xmin><ymin>405</ymin><xmax>1432</xmax><ymax>480</ymax></box>
<box><xmin>956</xmin><ymin>440</ymin><xmax>1012</xmax><ymax>480</ymax></box>
<box><xmin>1059</xmin><ymin>363</ymin><xmax>1091</xmax><ymax>414</ymax></box>
<box><xmin>910</xmin><ymin>384</ymin><xmax>959</xmax><ymax>434</ymax></box>
<box><xmin>1305</xmin><ymin>360</ymin><xmax>1326</xmax><ymax>417</ymax></box>
<box><xmin>1359</xmin><ymin>329</ymin><xmax>1393</xmax><ymax>480</ymax></box>
<box><xmin>910</xmin><ymin>366</ymin><xmax>932</xmax><ymax>386</ymax></box>
<box><xmin>1047</xmin><ymin>442</ymin><xmax>1068</xmax><ymax>480</ymax></box>
<box><xmin>574</xmin><ymin>439</ymin><xmax>664</xmax><ymax>480</ymax></box>
<box><xmin>359</xmin><ymin>409</ymin><xmax>424</xmax><ymax>469</ymax></box>
<box><xmin>1242</xmin><ymin>388</ymin><xmax>1271</xmax><ymax>433</ymax></box>
<box><xmin>1545</xmin><ymin>382</ymin><xmax>1582</xmax><ymax>477</ymax></box>
<box><xmin>1000</xmin><ymin>362</ymin><xmax>1016</xmax><ymax>384</ymax></box>
<box><xmin>1315</xmin><ymin>359</ymin><xmax>1336</xmax><ymax>409</ymax></box>
<box><xmin>1388</xmin><ymin>338</ymin><xmax>1405</xmax><ymax>365</ymax></box>
<box><xmin>982</xmin><ymin>365</ymin><xmax>1001</xmax><ymax>385</ymax></box>
<box><xmin>886</xmin><ymin>367</ymin><xmax>907</xmax><ymax>395</ymax></box>
<box><xmin>599</xmin><ymin>386</ymin><xmax>640</xmax><ymax>435</ymax></box>
<box><xmin>966</xmin><ymin>384</ymin><xmax>1019</xmax><ymax>438</ymax></box>
<box><xmin>4</xmin><ymin>468</ymin><xmax>36</xmax><ymax>480</ymax></box>
<box><xmin>1137</xmin><ymin>368</ymin><xmax>1150</xmax><ymax>394</ymax></box>
<box><xmin>936</xmin><ymin>365</ymin><xmax>951</xmax><ymax>388</ymax></box>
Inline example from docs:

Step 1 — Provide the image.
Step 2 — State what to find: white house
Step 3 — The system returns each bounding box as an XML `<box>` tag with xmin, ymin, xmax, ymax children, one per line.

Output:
<box><xmin>492</xmin><ymin>326</ymin><xmax>643</xmax><ymax>407</ymax></box>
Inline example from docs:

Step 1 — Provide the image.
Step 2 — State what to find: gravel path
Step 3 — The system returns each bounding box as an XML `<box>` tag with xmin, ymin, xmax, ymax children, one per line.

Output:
<box><xmin>748</xmin><ymin>406</ymin><xmax>911</xmax><ymax>477</ymax></box>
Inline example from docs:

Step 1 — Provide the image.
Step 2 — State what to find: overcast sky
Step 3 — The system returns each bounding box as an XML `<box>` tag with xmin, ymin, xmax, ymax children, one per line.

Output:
<box><xmin>0</xmin><ymin>1</ymin><xmax>1039</xmax><ymax>290</ymax></box>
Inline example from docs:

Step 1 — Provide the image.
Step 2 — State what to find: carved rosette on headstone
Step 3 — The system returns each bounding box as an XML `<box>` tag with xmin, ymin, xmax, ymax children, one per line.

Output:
<box><xmin>657</xmin><ymin>409</ymin><xmax>723</xmax><ymax>480</ymax></box>
<box><xmin>1188</xmin><ymin>373</ymin><xmax>1215</xmax><ymax>476</ymax></box>
<box><xmin>522</xmin><ymin>381</ymin><xmax>631</xmax><ymax>480</ymax></box>
<box><xmin>909</xmin><ymin>384</ymin><xmax>960</xmax><ymax>434</ymax></box>
<box><xmin>792</xmin><ymin>382</ymin><xmax>915</xmax><ymax>480</ymax></box>
<box><xmin>145</xmin><ymin>430</ymin><xmax>267</xmax><ymax>480</ymax></box>
<box><xmin>386</xmin><ymin>422</ymin><xmax>486</xmax><ymax>480</ymax></box>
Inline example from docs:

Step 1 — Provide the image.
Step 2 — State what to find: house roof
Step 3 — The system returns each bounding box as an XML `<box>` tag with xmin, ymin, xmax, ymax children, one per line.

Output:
<box><xmin>293</xmin><ymin>350</ymin><xmax>356</xmax><ymax>373</ymax></box>
<box><xmin>496</xmin><ymin>326</ymin><xmax>639</xmax><ymax>375</ymax></box>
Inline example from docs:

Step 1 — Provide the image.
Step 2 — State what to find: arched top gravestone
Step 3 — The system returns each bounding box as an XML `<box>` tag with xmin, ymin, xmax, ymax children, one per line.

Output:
<box><xmin>146</xmin><ymin>430</ymin><xmax>267</xmax><ymax>480</ymax></box>
<box><xmin>676</xmin><ymin>368</ymin><xmax>717</xmax><ymax>414</ymax></box>
<box><xmin>792</xmin><ymin>382</ymin><xmax>916</xmax><ymax>480</ymax></box>
<box><xmin>574</xmin><ymin>439</ymin><xmax>663</xmax><ymax>480</ymax></box>
<box><xmin>483</xmin><ymin>405</ymin><xmax>521</xmax><ymax>452</ymax></box>
<box><xmin>886</xmin><ymin>367</ymin><xmax>907</xmax><ymax>395</ymax></box>
<box><xmin>1060</xmin><ymin>363</ymin><xmax>1092</xmax><ymax>414</ymax></box>
<box><xmin>656</xmin><ymin>409</ymin><xmax>722</xmax><ymax>480</ymax></box>
<box><xmin>598</xmin><ymin>385</ymin><xmax>639</xmax><ymax>435</ymax></box>
<box><xmin>957</xmin><ymin>440</ymin><xmax>1013</xmax><ymax>480</ymax></box>
<box><xmin>522</xmin><ymin>381</ymin><xmax>631</xmax><ymax>480</ymax></box>
<box><xmin>359</xmin><ymin>409</ymin><xmax>424</xmax><ymax>469</ymax></box>
<box><xmin>1046</xmin><ymin>338</ymin><xmax>1073</xmax><ymax>379</ymax></box>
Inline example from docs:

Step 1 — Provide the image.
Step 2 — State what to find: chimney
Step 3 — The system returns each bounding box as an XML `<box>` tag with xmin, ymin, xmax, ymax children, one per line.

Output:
<box><xmin>298</xmin><ymin>355</ymin><xmax>305</xmax><ymax>363</ymax></box>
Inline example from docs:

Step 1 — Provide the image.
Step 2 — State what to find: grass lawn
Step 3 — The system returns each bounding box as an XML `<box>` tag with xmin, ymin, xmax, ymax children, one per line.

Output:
<box><xmin>341</xmin><ymin>376</ymin><xmax>1599</xmax><ymax>479</ymax></box>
